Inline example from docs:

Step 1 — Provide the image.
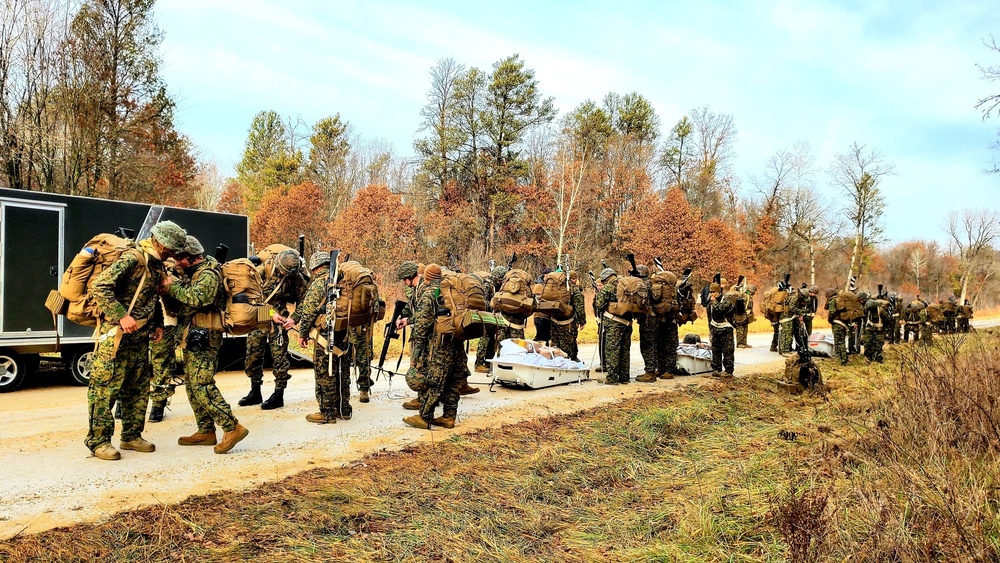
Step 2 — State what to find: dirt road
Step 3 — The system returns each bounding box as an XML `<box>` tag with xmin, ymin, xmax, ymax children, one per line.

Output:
<box><xmin>0</xmin><ymin>329</ymin><xmax>810</xmax><ymax>539</ymax></box>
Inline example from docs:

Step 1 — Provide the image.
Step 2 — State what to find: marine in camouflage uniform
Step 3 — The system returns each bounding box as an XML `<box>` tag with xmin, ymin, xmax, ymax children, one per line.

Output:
<box><xmin>165</xmin><ymin>238</ymin><xmax>246</xmax><ymax>449</ymax></box>
<box><xmin>397</xmin><ymin>261</ymin><xmax>428</xmax><ymax>410</ymax></box>
<box><xmin>550</xmin><ymin>277</ymin><xmax>586</xmax><ymax>362</ymax></box>
<box><xmin>862</xmin><ymin>298</ymin><xmax>889</xmax><ymax>363</ymax></box>
<box><xmin>292</xmin><ymin>252</ymin><xmax>352</xmax><ymax>422</ymax></box>
<box><xmin>849</xmin><ymin>293</ymin><xmax>869</xmax><ymax>355</ymax></box>
<box><xmin>86</xmin><ymin>221</ymin><xmax>185</xmax><ymax>460</ymax></box>
<box><xmin>474</xmin><ymin>267</ymin><xmax>504</xmax><ymax>372</ymax></box>
<box><xmin>707</xmin><ymin>284</ymin><xmax>737</xmax><ymax>377</ymax></box>
<box><xmin>594</xmin><ymin>268</ymin><xmax>632</xmax><ymax>385</ymax></box>
<box><xmin>918</xmin><ymin>307</ymin><xmax>934</xmax><ymax>345</ymax></box>
<box><xmin>779</xmin><ymin>287</ymin><xmax>811</xmax><ymax>354</ymax></box>
<box><xmin>241</xmin><ymin>250</ymin><xmax>309</xmax><ymax>409</ymax></box>
<box><xmin>148</xmin><ymin>321</ymin><xmax>184</xmax><ymax>420</ymax></box>
<box><xmin>634</xmin><ymin>266</ymin><xmax>659</xmax><ymax>381</ymax></box>
<box><xmin>734</xmin><ymin>284</ymin><xmax>757</xmax><ymax>349</ymax></box>
<box><xmin>802</xmin><ymin>285</ymin><xmax>819</xmax><ymax>336</ymax></box>
<box><xmin>825</xmin><ymin>289</ymin><xmax>849</xmax><ymax>365</ymax></box>
<box><xmin>404</xmin><ymin>264</ymin><xmax>464</xmax><ymax>428</ymax></box>
<box><xmin>956</xmin><ymin>300</ymin><xmax>972</xmax><ymax>333</ymax></box>
<box><xmin>902</xmin><ymin>300</ymin><xmax>924</xmax><ymax>343</ymax></box>
<box><xmin>349</xmin><ymin>323</ymin><xmax>374</xmax><ymax>399</ymax></box>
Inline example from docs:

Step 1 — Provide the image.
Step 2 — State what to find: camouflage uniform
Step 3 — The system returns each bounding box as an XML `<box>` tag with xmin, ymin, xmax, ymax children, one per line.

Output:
<box><xmin>167</xmin><ymin>256</ymin><xmax>239</xmax><ymax>434</ymax></box>
<box><xmin>292</xmin><ymin>269</ymin><xmax>353</xmax><ymax>419</ymax></box>
<box><xmin>86</xmin><ymin>246</ymin><xmax>166</xmax><ymax>453</ymax></box>
<box><xmin>779</xmin><ymin>290</ymin><xmax>810</xmax><ymax>354</ymax></box>
<box><xmin>411</xmin><ymin>279</ymin><xmax>464</xmax><ymax>423</ymax></box>
<box><xmin>862</xmin><ymin>299</ymin><xmax>888</xmax><ymax>363</ymax></box>
<box><xmin>474</xmin><ymin>271</ymin><xmax>499</xmax><ymax>370</ymax></box>
<box><xmin>637</xmin><ymin>274</ymin><xmax>657</xmax><ymax>377</ymax></box>
<box><xmin>707</xmin><ymin>289</ymin><xmax>737</xmax><ymax>375</ymax></box>
<box><xmin>245</xmin><ymin>265</ymin><xmax>308</xmax><ymax>390</ymax></box>
<box><xmin>956</xmin><ymin>303</ymin><xmax>972</xmax><ymax>333</ymax></box>
<box><xmin>825</xmin><ymin>293</ymin><xmax>849</xmax><ymax>365</ymax></box>
<box><xmin>350</xmin><ymin>324</ymin><xmax>374</xmax><ymax>393</ymax></box>
<box><xmin>595</xmin><ymin>275</ymin><xmax>632</xmax><ymax>384</ymax></box>
<box><xmin>149</xmin><ymin>321</ymin><xmax>183</xmax><ymax>408</ymax></box>
<box><xmin>918</xmin><ymin>309</ymin><xmax>934</xmax><ymax>345</ymax></box>
<box><xmin>550</xmin><ymin>286</ymin><xmax>585</xmax><ymax>362</ymax></box>
<box><xmin>733</xmin><ymin>286</ymin><xmax>756</xmax><ymax>348</ymax></box>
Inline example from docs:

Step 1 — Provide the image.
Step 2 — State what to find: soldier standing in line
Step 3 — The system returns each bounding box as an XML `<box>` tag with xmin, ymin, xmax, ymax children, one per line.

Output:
<box><xmin>918</xmin><ymin>304</ymin><xmax>934</xmax><ymax>345</ymax></box>
<box><xmin>403</xmin><ymin>264</ymin><xmax>464</xmax><ymax>429</ymax></box>
<box><xmin>956</xmin><ymin>299</ymin><xmax>973</xmax><ymax>333</ymax></box>
<box><xmin>86</xmin><ymin>221</ymin><xmax>186</xmax><ymax>461</ymax></box>
<box><xmin>395</xmin><ymin>261</ymin><xmax>426</xmax><ymax>411</ymax></box>
<box><xmin>164</xmin><ymin>236</ymin><xmax>248</xmax><ymax>453</ymax></box>
<box><xmin>567</xmin><ymin>271</ymin><xmax>586</xmax><ymax>362</ymax></box>
<box><xmin>803</xmin><ymin>285</ymin><xmax>819</xmax><ymax>336</ymax></box>
<box><xmin>594</xmin><ymin>268</ymin><xmax>632</xmax><ymax>385</ymax></box>
<box><xmin>239</xmin><ymin>249</ymin><xmax>309</xmax><ymax>410</ymax></box>
<box><xmin>824</xmin><ymin>288</ymin><xmax>849</xmax><ymax>365</ymax></box>
<box><xmin>148</xmin><ymin>259</ymin><xmax>185</xmax><ymax>423</ymax></box>
<box><xmin>779</xmin><ymin>286</ymin><xmax>811</xmax><ymax>355</ymax></box>
<box><xmin>733</xmin><ymin>283</ymin><xmax>756</xmax><ymax>349</ymax></box>
<box><xmin>549</xmin><ymin>269</ymin><xmax>585</xmax><ymax>363</ymax></box>
<box><xmin>349</xmin><ymin>320</ymin><xmax>374</xmax><ymax>403</ymax></box>
<box><xmin>293</xmin><ymin>251</ymin><xmax>353</xmax><ymax>424</ymax></box>
<box><xmin>706</xmin><ymin>282</ymin><xmax>737</xmax><ymax>378</ymax></box>
<box><xmin>862</xmin><ymin>296</ymin><xmax>890</xmax><ymax>363</ymax></box>
<box><xmin>473</xmin><ymin>266</ymin><xmax>503</xmax><ymax>373</ymax></box>
<box><xmin>635</xmin><ymin>265</ymin><xmax>659</xmax><ymax>383</ymax></box>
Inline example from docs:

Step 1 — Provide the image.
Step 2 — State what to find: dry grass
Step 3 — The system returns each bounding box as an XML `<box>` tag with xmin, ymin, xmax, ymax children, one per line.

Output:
<box><xmin>4</xmin><ymin>331</ymin><xmax>998</xmax><ymax>562</ymax></box>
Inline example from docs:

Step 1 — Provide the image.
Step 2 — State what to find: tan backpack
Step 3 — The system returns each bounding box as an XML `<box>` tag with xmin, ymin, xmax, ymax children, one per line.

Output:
<box><xmin>58</xmin><ymin>233</ymin><xmax>148</xmax><ymax>327</ymax></box>
<box><xmin>835</xmin><ymin>291</ymin><xmax>863</xmax><ymax>322</ymax></box>
<box><xmin>256</xmin><ymin>243</ymin><xmax>294</xmax><ymax>264</ymax></box>
<box><xmin>607</xmin><ymin>276</ymin><xmax>650</xmax><ymax>317</ymax></box>
<box><xmin>649</xmin><ymin>271</ymin><xmax>678</xmax><ymax>316</ymax></box>
<box><xmin>761</xmin><ymin>286</ymin><xmax>787</xmax><ymax>322</ymax></box>
<box><xmin>534</xmin><ymin>271</ymin><xmax>573</xmax><ymax>320</ymax></box>
<box><xmin>490</xmin><ymin>268</ymin><xmax>535</xmax><ymax>316</ymax></box>
<box><xmin>331</xmin><ymin>261</ymin><xmax>381</xmax><ymax>331</ymax></box>
<box><xmin>925</xmin><ymin>303</ymin><xmax>944</xmax><ymax>323</ymax></box>
<box><xmin>220</xmin><ymin>258</ymin><xmax>271</xmax><ymax>335</ymax></box>
<box><xmin>435</xmin><ymin>272</ymin><xmax>493</xmax><ymax>340</ymax></box>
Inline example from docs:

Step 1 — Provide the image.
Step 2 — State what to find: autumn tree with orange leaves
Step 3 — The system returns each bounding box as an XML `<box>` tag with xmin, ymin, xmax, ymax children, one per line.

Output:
<box><xmin>250</xmin><ymin>182</ymin><xmax>329</xmax><ymax>256</ymax></box>
<box><xmin>329</xmin><ymin>184</ymin><xmax>418</xmax><ymax>281</ymax></box>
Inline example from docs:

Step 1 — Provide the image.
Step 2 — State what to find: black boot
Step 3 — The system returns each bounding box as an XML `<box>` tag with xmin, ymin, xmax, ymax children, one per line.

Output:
<box><xmin>260</xmin><ymin>388</ymin><xmax>284</xmax><ymax>410</ymax></box>
<box><xmin>238</xmin><ymin>384</ymin><xmax>262</xmax><ymax>407</ymax></box>
<box><xmin>148</xmin><ymin>405</ymin><xmax>165</xmax><ymax>423</ymax></box>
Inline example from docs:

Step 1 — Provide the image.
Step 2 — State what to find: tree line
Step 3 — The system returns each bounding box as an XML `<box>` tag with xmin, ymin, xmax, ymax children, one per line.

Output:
<box><xmin>2</xmin><ymin>0</ymin><xmax>997</xmax><ymax>307</ymax></box>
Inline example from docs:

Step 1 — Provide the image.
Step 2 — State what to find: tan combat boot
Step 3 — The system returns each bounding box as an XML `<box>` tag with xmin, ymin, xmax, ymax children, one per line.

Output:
<box><xmin>402</xmin><ymin>398</ymin><xmax>421</xmax><ymax>410</ymax></box>
<box><xmin>178</xmin><ymin>432</ymin><xmax>218</xmax><ymax>446</ymax></box>
<box><xmin>458</xmin><ymin>383</ymin><xmax>480</xmax><ymax>395</ymax></box>
<box><xmin>93</xmin><ymin>443</ymin><xmax>121</xmax><ymax>461</ymax></box>
<box><xmin>474</xmin><ymin>365</ymin><xmax>490</xmax><ymax>374</ymax></box>
<box><xmin>306</xmin><ymin>412</ymin><xmax>335</xmax><ymax>424</ymax></box>
<box><xmin>432</xmin><ymin>416</ymin><xmax>456</xmax><ymax>429</ymax></box>
<box><xmin>635</xmin><ymin>373</ymin><xmax>658</xmax><ymax>383</ymax></box>
<box><xmin>120</xmin><ymin>437</ymin><xmax>155</xmax><ymax>453</ymax></box>
<box><xmin>359</xmin><ymin>390</ymin><xmax>370</xmax><ymax>403</ymax></box>
<box><xmin>214</xmin><ymin>423</ymin><xmax>249</xmax><ymax>454</ymax></box>
<box><xmin>403</xmin><ymin>415</ymin><xmax>430</xmax><ymax>429</ymax></box>
<box><xmin>657</xmin><ymin>372</ymin><xmax>675</xmax><ymax>380</ymax></box>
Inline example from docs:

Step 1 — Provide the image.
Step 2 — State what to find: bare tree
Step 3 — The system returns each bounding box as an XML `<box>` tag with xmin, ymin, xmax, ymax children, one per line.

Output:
<box><xmin>541</xmin><ymin>128</ymin><xmax>589</xmax><ymax>265</ymax></box>
<box><xmin>907</xmin><ymin>249</ymin><xmax>927</xmax><ymax>293</ymax></box>
<box><xmin>829</xmin><ymin>142</ymin><xmax>895</xmax><ymax>288</ymax></box>
<box><xmin>977</xmin><ymin>35</ymin><xmax>1000</xmax><ymax>174</ymax></box>
<box><xmin>945</xmin><ymin>207</ymin><xmax>999</xmax><ymax>302</ymax></box>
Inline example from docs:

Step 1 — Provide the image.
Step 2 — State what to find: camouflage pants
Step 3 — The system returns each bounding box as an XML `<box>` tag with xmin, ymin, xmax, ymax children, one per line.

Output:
<box><xmin>890</xmin><ymin>320</ymin><xmax>901</xmax><ymax>344</ymax></box>
<box><xmin>804</xmin><ymin>315</ymin><xmax>814</xmax><ymax>337</ymax></box>
<box><xmin>184</xmin><ymin>330</ymin><xmax>237</xmax><ymax>434</ymax></box>
<box><xmin>862</xmin><ymin>327</ymin><xmax>884</xmax><ymax>363</ymax></box>
<box><xmin>902</xmin><ymin>322</ymin><xmax>919</xmax><ymax>343</ymax></box>
<box><xmin>638</xmin><ymin>315</ymin><xmax>657</xmax><ymax>375</ymax></box>
<box><xmin>957</xmin><ymin>318</ymin><xmax>971</xmax><ymax>333</ymax></box>
<box><xmin>944</xmin><ymin>315</ymin><xmax>956</xmax><ymax>334</ymax></box>
<box><xmin>831</xmin><ymin>322</ymin><xmax>849</xmax><ymax>365</ymax></box>
<box><xmin>474</xmin><ymin>329</ymin><xmax>496</xmax><ymax>368</ymax></box>
<box><xmin>770</xmin><ymin>323</ymin><xmax>780</xmax><ymax>351</ymax></box>
<box><xmin>313</xmin><ymin>331</ymin><xmax>352</xmax><ymax>419</ymax></box>
<box><xmin>778</xmin><ymin>318</ymin><xmax>800</xmax><ymax>354</ymax></box>
<box><xmin>149</xmin><ymin>324</ymin><xmax>182</xmax><ymax>407</ymax></box>
<box><xmin>847</xmin><ymin>323</ymin><xmax>861</xmax><ymax>355</ymax></box>
<box><xmin>658</xmin><ymin>318</ymin><xmax>679</xmax><ymax>375</ymax></box>
<box><xmin>734</xmin><ymin>321</ymin><xmax>749</xmax><ymax>347</ymax></box>
<box><xmin>350</xmin><ymin>325</ymin><xmax>374</xmax><ymax>392</ymax></box>
<box><xmin>420</xmin><ymin>337</ymin><xmax>464</xmax><ymax>421</ymax></box>
<box><xmin>602</xmin><ymin>319</ymin><xmax>632</xmax><ymax>384</ymax></box>
<box><xmin>245</xmin><ymin>325</ymin><xmax>291</xmax><ymax>389</ymax></box>
<box><xmin>920</xmin><ymin>323</ymin><xmax>934</xmax><ymax>345</ymax></box>
<box><xmin>86</xmin><ymin>323</ymin><xmax>153</xmax><ymax>452</ymax></box>
<box><xmin>496</xmin><ymin>323</ymin><xmax>525</xmax><ymax>347</ymax></box>
<box><xmin>710</xmin><ymin>326</ymin><xmax>735</xmax><ymax>374</ymax></box>
<box><xmin>550</xmin><ymin>321</ymin><xmax>579</xmax><ymax>362</ymax></box>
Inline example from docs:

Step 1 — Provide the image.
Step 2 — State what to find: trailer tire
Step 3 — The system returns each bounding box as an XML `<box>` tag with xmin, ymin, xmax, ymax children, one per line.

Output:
<box><xmin>0</xmin><ymin>348</ymin><xmax>34</xmax><ymax>392</ymax></box>
<box><xmin>65</xmin><ymin>348</ymin><xmax>94</xmax><ymax>386</ymax></box>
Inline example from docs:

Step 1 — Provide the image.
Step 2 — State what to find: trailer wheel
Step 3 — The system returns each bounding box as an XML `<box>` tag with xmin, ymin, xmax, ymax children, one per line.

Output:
<box><xmin>0</xmin><ymin>349</ymin><xmax>33</xmax><ymax>393</ymax></box>
<box><xmin>65</xmin><ymin>348</ymin><xmax>94</xmax><ymax>386</ymax></box>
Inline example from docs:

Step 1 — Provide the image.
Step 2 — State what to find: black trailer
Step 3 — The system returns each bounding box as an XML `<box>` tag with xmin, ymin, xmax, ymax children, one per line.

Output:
<box><xmin>0</xmin><ymin>188</ymin><xmax>249</xmax><ymax>392</ymax></box>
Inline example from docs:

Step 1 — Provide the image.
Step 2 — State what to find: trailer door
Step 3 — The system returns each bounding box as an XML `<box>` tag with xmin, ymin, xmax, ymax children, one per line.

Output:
<box><xmin>0</xmin><ymin>199</ymin><xmax>64</xmax><ymax>337</ymax></box>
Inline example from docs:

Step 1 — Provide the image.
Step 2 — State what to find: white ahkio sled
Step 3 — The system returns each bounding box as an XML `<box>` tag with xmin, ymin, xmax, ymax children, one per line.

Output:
<box><xmin>488</xmin><ymin>339</ymin><xmax>590</xmax><ymax>389</ymax></box>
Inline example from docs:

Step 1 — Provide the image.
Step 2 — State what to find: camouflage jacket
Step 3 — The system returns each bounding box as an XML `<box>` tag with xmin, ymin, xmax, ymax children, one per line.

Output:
<box><xmin>167</xmin><ymin>256</ymin><xmax>225</xmax><ymax>317</ymax></box>
<box><xmin>571</xmin><ymin>286</ymin><xmax>586</xmax><ymax>326</ymax></box>
<box><xmin>708</xmin><ymin>292</ymin><xmax>736</xmax><ymax>327</ymax></box>
<box><xmin>259</xmin><ymin>264</ymin><xmax>309</xmax><ymax>316</ymax></box>
<box><xmin>91</xmin><ymin>245</ymin><xmax>165</xmax><ymax>327</ymax></box>
<box><xmin>783</xmin><ymin>291</ymin><xmax>812</xmax><ymax>318</ymax></box>
<box><xmin>409</xmin><ymin>279</ymin><xmax>441</xmax><ymax>371</ymax></box>
<box><xmin>593</xmin><ymin>276</ymin><xmax>618</xmax><ymax>317</ymax></box>
<box><xmin>400</xmin><ymin>278</ymin><xmax>427</xmax><ymax>321</ymax></box>
<box><xmin>291</xmin><ymin>270</ymin><xmax>330</xmax><ymax>334</ymax></box>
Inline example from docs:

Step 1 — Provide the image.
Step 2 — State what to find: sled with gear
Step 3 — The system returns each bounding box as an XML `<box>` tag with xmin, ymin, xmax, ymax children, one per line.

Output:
<box><xmin>676</xmin><ymin>335</ymin><xmax>713</xmax><ymax>375</ymax></box>
<box><xmin>806</xmin><ymin>333</ymin><xmax>835</xmax><ymax>358</ymax></box>
<box><xmin>489</xmin><ymin>339</ymin><xmax>589</xmax><ymax>389</ymax></box>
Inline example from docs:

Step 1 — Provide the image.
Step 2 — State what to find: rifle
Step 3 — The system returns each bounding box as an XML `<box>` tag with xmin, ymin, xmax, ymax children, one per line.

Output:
<box><xmin>373</xmin><ymin>299</ymin><xmax>408</xmax><ymax>381</ymax></box>
<box><xmin>653</xmin><ymin>257</ymin><xmax>664</xmax><ymax>273</ymax></box>
<box><xmin>507</xmin><ymin>252</ymin><xmax>517</xmax><ymax>270</ymax></box>
<box><xmin>601</xmin><ymin>259</ymin><xmax>608</xmax><ymax>271</ymax></box>
<box><xmin>325</xmin><ymin>248</ymin><xmax>342</xmax><ymax>418</ymax></box>
<box><xmin>701</xmin><ymin>272</ymin><xmax>721</xmax><ymax>306</ymax></box>
<box><xmin>298</xmin><ymin>234</ymin><xmax>305</xmax><ymax>258</ymax></box>
<box><xmin>778</xmin><ymin>273</ymin><xmax>792</xmax><ymax>292</ymax></box>
<box><xmin>135</xmin><ymin>205</ymin><xmax>165</xmax><ymax>242</ymax></box>
<box><xmin>737</xmin><ymin>275</ymin><xmax>746</xmax><ymax>292</ymax></box>
<box><xmin>488</xmin><ymin>259</ymin><xmax>496</xmax><ymax>271</ymax></box>
<box><xmin>213</xmin><ymin>244</ymin><xmax>229</xmax><ymax>264</ymax></box>
<box><xmin>625</xmin><ymin>253</ymin><xmax>639</xmax><ymax>276</ymax></box>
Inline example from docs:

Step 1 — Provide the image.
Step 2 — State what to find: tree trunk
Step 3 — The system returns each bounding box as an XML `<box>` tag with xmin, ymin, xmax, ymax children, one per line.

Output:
<box><xmin>846</xmin><ymin>231</ymin><xmax>861</xmax><ymax>290</ymax></box>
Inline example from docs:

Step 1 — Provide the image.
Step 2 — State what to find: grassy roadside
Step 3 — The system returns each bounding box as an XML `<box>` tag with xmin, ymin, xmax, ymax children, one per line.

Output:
<box><xmin>7</xmin><ymin>331</ymin><xmax>997</xmax><ymax>562</ymax></box>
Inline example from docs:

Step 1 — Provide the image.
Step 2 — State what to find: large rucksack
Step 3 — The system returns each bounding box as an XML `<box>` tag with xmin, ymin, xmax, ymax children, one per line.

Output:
<box><xmin>256</xmin><ymin>243</ymin><xmax>294</xmax><ymax>265</ymax></box>
<box><xmin>835</xmin><ymin>291</ymin><xmax>863</xmax><ymax>322</ymax></box>
<box><xmin>607</xmin><ymin>276</ymin><xmax>650</xmax><ymax>317</ymax></box>
<box><xmin>220</xmin><ymin>258</ymin><xmax>270</xmax><ymax>335</ymax></box>
<box><xmin>331</xmin><ymin>261</ymin><xmax>382</xmax><ymax>331</ymax></box>
<box><xmin>534</xmin><ymin>271</ymin><xmax>573</xmax><ymax>320</ymax></box>
<box><xmin>58</xmin><ymin>233</ymin><xmax>148</xmax><ymax>327</ymax></box>
<box><xmin>649</xmin><ymin>271</ymin><xmax>678</xmax><ymax>316</ymax></box>
<box><xmin>925</xmin><ymin>303</ymin><xmax>945</xmax><ymax>323</ymax></box>
<box><xmin>761</xmin><ymin>286</ymin><xmax>787</xmax><ymax>322</ymax></box>
<box><xmin>435</xmin><ymin>272</ymin><xmax>496</xmax><ymax>340</ymax></box>
<box><xmin>491</xmin><ymin>268</ymin><xmax>535</xmax><ymax>316</ymax></box>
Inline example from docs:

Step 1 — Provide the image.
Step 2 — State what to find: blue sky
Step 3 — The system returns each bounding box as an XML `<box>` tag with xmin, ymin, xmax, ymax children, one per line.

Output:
<box><xmin>154</xmin><ymin>0</ymin><xmax>1000</xmax><ymax>244</ymax></box>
